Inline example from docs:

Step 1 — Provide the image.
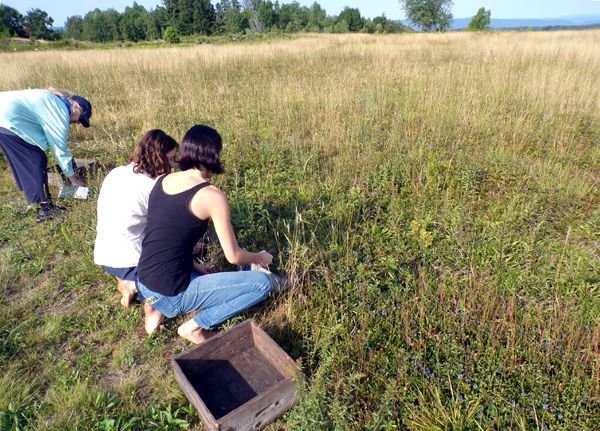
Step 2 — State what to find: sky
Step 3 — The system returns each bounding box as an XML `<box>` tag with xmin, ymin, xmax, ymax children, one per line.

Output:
<box><xmin>3</xmin><ymin>0</ymin><xmax>600</xmax><ymax>28</ymax></box>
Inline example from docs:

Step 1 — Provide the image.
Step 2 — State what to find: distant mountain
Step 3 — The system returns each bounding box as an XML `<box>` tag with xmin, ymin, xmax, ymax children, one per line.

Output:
<box><xmin>451</xmin><ymin>15</ymin><xmax>600</xmax><ymax>30</ymax></box>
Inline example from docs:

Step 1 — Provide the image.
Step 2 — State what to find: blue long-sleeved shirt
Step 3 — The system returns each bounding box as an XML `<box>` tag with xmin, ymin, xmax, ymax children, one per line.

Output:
<box><xmin>0</xmin><ymin>89</ymin><xmax>74</xmax><ymax>176</ymax></box>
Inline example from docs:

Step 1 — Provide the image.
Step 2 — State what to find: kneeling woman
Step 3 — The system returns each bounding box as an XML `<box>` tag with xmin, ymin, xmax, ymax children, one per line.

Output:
<box><xmin>137</xmin><ymin>125</ymin><xmax>274</xmax><ymax>344</ymax></box>
<box><xmin>94</xmin><ymin>129</ymin><xmax>178</xmax><ymax>307</ymax></box>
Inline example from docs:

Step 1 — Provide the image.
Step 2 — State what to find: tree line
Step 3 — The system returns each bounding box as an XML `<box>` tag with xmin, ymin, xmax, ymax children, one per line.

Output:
<box><xmin>1</xmin><ymin>1</ymin><xmax>410</xmax><ymax>43</ymax></box>
<box><xmin>0</xmin><ymin>6</ymin><xmax>57</xmax><ymax>39</ymax></box>
<box><xmin>1</xmin><ymin>1</ymin><xmax>492</xmax><ymax>43</ymax></box>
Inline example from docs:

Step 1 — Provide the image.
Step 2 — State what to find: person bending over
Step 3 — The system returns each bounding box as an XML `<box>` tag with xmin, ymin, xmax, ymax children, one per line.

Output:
<box><xmin>137</xmin><ymin>125</ymin><xmax>282</xmax><ymax>344</ymax></box>
<box><xmin>94</xmin><ymin>129</ymin><xmax>178</xmax><ymax>307</ymax></box>
<box><xmin>0</xmin><ymin>87</ymin><xmax>92</xmax><ymax>222</ymax></box>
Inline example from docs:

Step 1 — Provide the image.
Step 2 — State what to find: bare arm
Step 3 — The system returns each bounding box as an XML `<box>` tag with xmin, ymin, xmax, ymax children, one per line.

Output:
<box><xmin>194</xmin><ymin>187</ymin><xmax>272</xmax><ymax>267</ymax></box>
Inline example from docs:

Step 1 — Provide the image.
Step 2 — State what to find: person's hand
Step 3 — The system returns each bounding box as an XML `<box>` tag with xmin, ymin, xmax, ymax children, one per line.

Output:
<box><xmin>196</xmin><ymin>263</ymin><xmax>214</xmax><ymax>275</ymax></box>
<box><xmin>193</xmin><ymin>259</ymin><xmax>214</xmax><ymax>275</ymax></box>
<box><xmin>193</xmin><ymin>239</ymin><xmax>206</xmax><ymax>255</ymax></box>
<box><xmin>256</xmin><ymin>250</ymin><xmax>273</xmax><ymax>268</ymax></box>
<box><xmin>68</xmin><ymin>175</ymin><xmax>85</xmax><ymax>187</ymax></box>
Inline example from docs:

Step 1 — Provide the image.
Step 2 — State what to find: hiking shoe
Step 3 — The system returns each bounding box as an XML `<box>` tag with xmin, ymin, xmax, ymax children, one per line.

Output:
<box><xmin>37</xmin><ymin>202</ymin><xmax>67</xmax><ymax>222</ymax></box>
<box><xmin>268</xmin><ymin>272</ymin><xmax>290</xmax><ymax>295</ymax></box>
<box><xmin>248</xmin><ymin>264</ymin><xmax>289</xmax><ymax>295</ymax></box>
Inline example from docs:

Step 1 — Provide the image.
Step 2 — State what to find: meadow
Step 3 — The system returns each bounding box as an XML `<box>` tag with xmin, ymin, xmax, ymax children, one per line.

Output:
<box><xmin>0</xmin><ymin>31</ymin><xmax>598</xmax><ymax>430</ymax></box>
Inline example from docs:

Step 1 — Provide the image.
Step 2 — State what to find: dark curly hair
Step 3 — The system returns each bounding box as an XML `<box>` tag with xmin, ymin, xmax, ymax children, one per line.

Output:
<box><xmin>177</xmin><ymin>125</ymin><xmax>224</xmax><ymax>174</ymax></box>
<box><xmin>130</xmin><ymin>129</ymin><xmax>178</xmax><ymax>178</ymax></box>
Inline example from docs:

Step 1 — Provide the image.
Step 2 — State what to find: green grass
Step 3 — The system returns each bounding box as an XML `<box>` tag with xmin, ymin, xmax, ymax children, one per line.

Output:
<box><xmin>0</xmin><ymin>32</ymin><xmax>599</xmax><ymax>430</ymax></box>
<box><xmin>0</xmin><ymin>32</ymin><xmax>291</xmax><ymax>52</ymax></box>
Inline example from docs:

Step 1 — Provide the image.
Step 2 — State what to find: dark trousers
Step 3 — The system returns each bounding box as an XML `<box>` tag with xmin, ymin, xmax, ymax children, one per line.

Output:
<box><xmin>0</xmin><ymin>127</ymin><xmax>51</xmax><ymax>203</ymax></box>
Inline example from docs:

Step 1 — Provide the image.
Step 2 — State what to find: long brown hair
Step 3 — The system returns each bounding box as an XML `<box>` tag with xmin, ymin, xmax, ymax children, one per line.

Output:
<box><xmin>130</xmin><ymin>129</ymin><xmax>178</xmax><ymax>178</ymax></box>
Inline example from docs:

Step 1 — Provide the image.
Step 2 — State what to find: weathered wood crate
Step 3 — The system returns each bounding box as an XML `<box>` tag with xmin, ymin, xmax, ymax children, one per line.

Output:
<box><xmin>171</xmin><ymin>319</ymin><xmax>302</xmax><ymax>431</ymax></box>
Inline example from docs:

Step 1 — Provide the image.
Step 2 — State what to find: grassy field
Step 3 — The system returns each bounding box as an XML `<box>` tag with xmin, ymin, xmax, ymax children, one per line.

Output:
<box><xmin>0</xmin><ymin>31</ymin><xmax>598</xmax><ymax>430</ymax></box>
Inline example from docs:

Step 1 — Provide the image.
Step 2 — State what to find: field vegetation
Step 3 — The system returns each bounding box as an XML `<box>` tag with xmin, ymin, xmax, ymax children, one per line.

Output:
<box><xmin>0</xmin><ymin>31</ymin><xmax>599</xmax><ymax>430</ymax></box>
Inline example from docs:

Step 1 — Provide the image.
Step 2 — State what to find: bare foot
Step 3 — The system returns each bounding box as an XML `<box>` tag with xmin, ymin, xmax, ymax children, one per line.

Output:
<box><xmin>144</xmin><ymin>303</ymin><xmax>164</xmax><ymax>335</ymax></box>
<box><xmin>177</xmin><ymin>320</ymin><xmax>217</xmax><ymax>344</ymax></box>
<box><xmin>117</xmin><ymin>279</ymin><xmax>137</xmax><ymax>308</ymax></box>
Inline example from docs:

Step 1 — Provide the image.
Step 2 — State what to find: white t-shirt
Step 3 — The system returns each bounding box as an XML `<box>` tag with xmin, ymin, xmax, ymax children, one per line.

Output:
<box><xmin>94</xmin><ymin>163</ymin><xmax>158</xmax><ymax>268</ymax></box>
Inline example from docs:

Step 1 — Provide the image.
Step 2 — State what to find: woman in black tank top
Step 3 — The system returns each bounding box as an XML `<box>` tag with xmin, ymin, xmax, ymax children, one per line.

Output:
<box><xmin>136</xmin><ymin>125</ymin><xmax>277</xmax><ymax>344</ymax></box>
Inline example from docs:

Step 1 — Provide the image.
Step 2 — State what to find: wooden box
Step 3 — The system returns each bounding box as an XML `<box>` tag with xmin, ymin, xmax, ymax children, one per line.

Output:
<box><xmin>171</xmin><ymin>319</ymin><xmax>302</xmax><ymax>431</ymax></box>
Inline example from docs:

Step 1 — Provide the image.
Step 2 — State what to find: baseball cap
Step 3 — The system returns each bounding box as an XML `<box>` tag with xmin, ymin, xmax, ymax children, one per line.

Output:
<box><xmin>71</xmin><ymin>95</ymin><xmax>92</xmax><ymax>128</ymax></box>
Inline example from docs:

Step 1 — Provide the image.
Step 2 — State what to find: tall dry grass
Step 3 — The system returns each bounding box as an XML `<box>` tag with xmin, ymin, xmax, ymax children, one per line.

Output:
<box><xmin>0</xmin><ymin>31</ymin><xmax>598</xmax><ymax>430</ymax></box>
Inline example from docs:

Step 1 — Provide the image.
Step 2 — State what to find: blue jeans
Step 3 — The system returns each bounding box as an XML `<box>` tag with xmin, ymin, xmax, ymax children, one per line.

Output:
<box><xmin>136</xmin><ymin>271</ymin><xmax>272</xmax><ymax>330</ymax></box>
<box><xmin>102</xmin><ymin>265</ymin><xmax>137</xmax><ymax>281</ymax></box>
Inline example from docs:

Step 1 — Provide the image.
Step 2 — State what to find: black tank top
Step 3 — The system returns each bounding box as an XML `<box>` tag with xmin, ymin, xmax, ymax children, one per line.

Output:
<box><xmin>138</xmin><ymin>175</ymin><xmax>210</xmax><ymax>296</ymax></box>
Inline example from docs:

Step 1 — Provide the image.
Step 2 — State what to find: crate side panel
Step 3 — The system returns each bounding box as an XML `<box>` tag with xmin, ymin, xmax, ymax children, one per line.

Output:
<box><xmin>218</xmin><ymin>380</ymin><xmax>299</xmax><ymax>431</ymax></box>
<box><xmin>250</xmin><ymin>324</ymin><xmax>301</xmax><ymax>379</ymax></box>
<box><xmin>174</xmin><ymin>322</ymin><xmax>254</xmax><ymax>374</ymax></box>
<box><xmin>171</xmin><ymin>360</ymin><xmax>219</xmax><ymax>431</ymax></box>
<box><xmin>228</xmin><ymin>346</ymin><xmax>286</xmax><ymax>394</ymax></box>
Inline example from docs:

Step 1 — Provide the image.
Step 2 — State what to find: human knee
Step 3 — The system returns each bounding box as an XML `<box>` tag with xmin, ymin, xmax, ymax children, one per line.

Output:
<box><xmin>253</xmin><ymin>272</ymin><xmax>272</xmax><ymax>296</ymax></box>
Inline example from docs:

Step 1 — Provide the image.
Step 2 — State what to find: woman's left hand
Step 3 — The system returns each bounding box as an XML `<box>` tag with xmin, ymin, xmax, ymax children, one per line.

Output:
<box><xmin>193</xmin><ymin>261</ymin><xmax>214</xmax><ymax>275</ymax></box>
